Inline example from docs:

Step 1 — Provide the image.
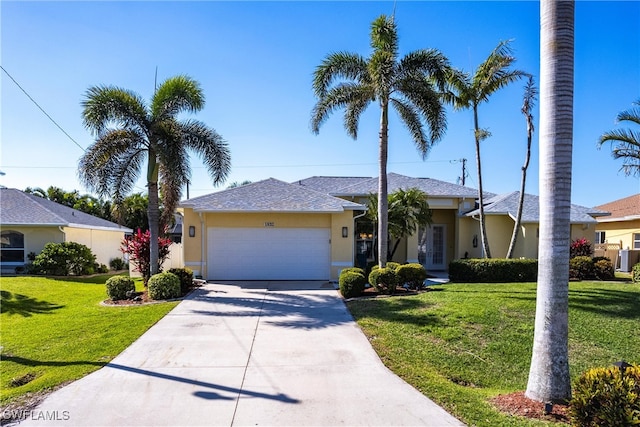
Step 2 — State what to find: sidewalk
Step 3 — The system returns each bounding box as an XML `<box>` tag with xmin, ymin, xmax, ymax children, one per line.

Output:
<box><xmin>20</xmin><ymin>281</ymin><xmax>464</xmax><ymax>426</ymax></box>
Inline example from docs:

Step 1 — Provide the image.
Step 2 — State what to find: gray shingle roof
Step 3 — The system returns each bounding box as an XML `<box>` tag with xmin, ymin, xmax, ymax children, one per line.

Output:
<box><xmin>307</xmin><ymin>172</ymin><xmax>486</xmax><ymax>198</ymax></box>
<box><xmin>0</xmin><ymin>188</ymin><xmax>132</xmax><ymax>231</ymax></box>
<box><xmin>464</xmin><ymin>191</ymin><xmax>609</xmax><ymax>223</ymax></box>
<box><xmin>180</xmin><ymin>178</ymin><xmax>365</xmax><ymax>212</ymax></box>
<box><xmin>293</xmin><ymin>176</ymin><xmax>372</xmax><ymax>194</ymax></box>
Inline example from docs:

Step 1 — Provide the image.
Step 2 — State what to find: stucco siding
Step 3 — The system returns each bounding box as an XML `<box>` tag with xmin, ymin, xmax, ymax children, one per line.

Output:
<box><xmin>63</xmin><ymin>227</ymin><xmax>125</xmax><ymax>265</ymax></box>
<box><xmin>595</xmin><ymin>219</ymin><xmax>640</xmax><ymax>250</ymax></box>
<box><xmin>0</xmin><ymin>226</ymin><xmax>64</xmax><ymax>264</ymax></box>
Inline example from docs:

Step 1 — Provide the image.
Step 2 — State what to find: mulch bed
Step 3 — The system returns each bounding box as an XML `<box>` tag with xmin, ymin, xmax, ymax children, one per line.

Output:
<box><xmin>491</xmin><ymin>391</ymin><xmax>570</xmax><ymax>424</ymax></box>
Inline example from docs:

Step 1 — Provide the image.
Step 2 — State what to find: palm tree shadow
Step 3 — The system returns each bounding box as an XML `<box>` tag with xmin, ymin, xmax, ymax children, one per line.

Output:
<box><xmin>0</xmin><ymin>290</ymin><xmax>64</xmax><ymax>317</ymax></box>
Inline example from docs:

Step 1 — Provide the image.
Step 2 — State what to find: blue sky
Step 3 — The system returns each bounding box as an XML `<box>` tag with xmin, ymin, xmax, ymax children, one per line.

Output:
<box><xmin>1</xmin><ymin>1</ymin><xmax>638</xmax><ymax>208</ymax></box>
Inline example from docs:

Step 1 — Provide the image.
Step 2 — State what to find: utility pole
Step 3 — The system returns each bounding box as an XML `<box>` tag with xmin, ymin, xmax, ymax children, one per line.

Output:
<box><xmin>460</xmin><ymin>158</ymin><xmax>467</xmax><ymax>186</ymax></box>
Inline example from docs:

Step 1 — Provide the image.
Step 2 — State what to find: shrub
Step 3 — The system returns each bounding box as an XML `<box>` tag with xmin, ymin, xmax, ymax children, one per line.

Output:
<box><xmin>168</xmin><ymin>267</ymin><xmax>194</xmax><ymax>295</ymax></box>
<box><xmin>109</xmin><ymin>257</ymin><xmax>127</xmax><ymax>271</ymax></box>
<box><xmin>105</xmin><ymin>276</ymin><xmax>135</xmax><ymax>301</ymax></box>
<box><xmin>569</xmin><ymin>256</ymin><xmax>595</xmax><ymax>280</ymax></box>
<box><xmin>570</xmin><ymin>238</ymin><xmax>594</xmax><ymax>258</ymax></box>
<box><xmin>338</xmin><ymin>271</ymin><xmax>366</xmax><ymax>298</ymax></box>
<box><xmin>147</xmin><ymin>272</ymin><xmax>180</xmax><ymax>300</ymax></box>
<box><xmin>448</xmin><ymin>258</ymin><xmax>538</xmax><ymax>283</ymax></box>
<box><xmin>633</xmin><ymin>263</ymin><xmax>640</xmax><ymax>283</ymax></box>
<box><xmin>385</xmin><ymin>262</ymin><xmax>401</xmax><ymax>271</ymax></box>
<box><xmin>569</xmin><ymin>364</ymin><xmax>640</xmax><ymax>427</ymax></box>
<box><xmin>593</xmin><ymin>258</ymin><xmax>615</xmax><ymax>280</ymax></box>
<box><xmin>397</xmin><ymin>263</ymin><xmax>428</xmax><ymax>290</ymax></box>
<box><xmin>340</xmin><ymin>267</ymin><xmax>365</xmax><ymax>277</ymax></box>
<box><xmin>368</xmin><ymin>267</ymin><xmax>398</xmax><ymax>295</ymax></box>
<box><xmin>121</xmin><ymin>229</ymin><xmax>172</xmax><ymax>285</ymax></box>
<box><xmin>94</xmin><ymin>263</ymin><xmax>109</xmax><ymax>274</ymax></box>
<box><xmin>30</xmin><ymin>242</ymin><xmax>97</xmax><ymax>276</ymax></box>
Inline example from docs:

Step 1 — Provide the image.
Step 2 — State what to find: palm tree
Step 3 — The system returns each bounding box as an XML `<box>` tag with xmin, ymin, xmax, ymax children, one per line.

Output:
<box><xmin>448</xmin><ymin>40</ymin><xmax>527</xmax><ymax>258</ymax></box>
<box><xmin>507</xmin><ymin>76</ymin><xmax>538</xmax><ymax>258</ymax></box>
<box><xmin>598</xmin><ymin>99</ymin><xmax>640</xmax><ymax>177</ymax></box>
<box><xmin>79</xmin><ymin>75</ymin><xmax>231</xmax><ymax>276</ymax></box>
<box><xmin>366</xmin><ymin>188</ymin><xmax>432</xmax><ymax>261</ymax></box>
<box><xmin>525</xmin><ymin>0</ymin><xmax>574</xmax><ymax>403</ymax></box>
<box><xmin>311</xmin><ymin>14</ymin><xmax>449</xmax><ymax>268</ymax></box>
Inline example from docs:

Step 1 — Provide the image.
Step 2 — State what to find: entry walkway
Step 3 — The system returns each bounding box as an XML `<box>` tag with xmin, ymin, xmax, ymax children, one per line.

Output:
<box><xmin>22</xmin><ymin>281</ymin><xmax>464</xmax><ymax>426</ymax></box>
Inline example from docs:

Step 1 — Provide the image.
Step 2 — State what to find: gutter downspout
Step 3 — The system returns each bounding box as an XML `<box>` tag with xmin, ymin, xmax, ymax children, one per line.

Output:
<box><xmin>58</xmin><ymin>226</ymin><xmax>66</xmax><ymax>242</ymax></box>
<box><xmin>199</xmin><ymin>213</ymin><xmax>205</xmax><ymax>279</ymax></box>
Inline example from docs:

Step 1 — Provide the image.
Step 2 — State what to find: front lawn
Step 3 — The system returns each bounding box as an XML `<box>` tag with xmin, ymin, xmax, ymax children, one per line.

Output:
<box><xmin>347</xmin><ymin>280</ymin><xmax>640</xmax><ymax>427</ymax></box>
<box><xmin>0</xmin><ymin>275</ymin><xmax>178</xmax><ymax>406</ymax></box>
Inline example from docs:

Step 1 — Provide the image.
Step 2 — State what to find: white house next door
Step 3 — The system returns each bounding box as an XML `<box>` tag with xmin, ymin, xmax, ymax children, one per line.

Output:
<box><xmin>418</xmin><ymin>225</ymin><xmax>446</xmax><ymax>271</ymax></box>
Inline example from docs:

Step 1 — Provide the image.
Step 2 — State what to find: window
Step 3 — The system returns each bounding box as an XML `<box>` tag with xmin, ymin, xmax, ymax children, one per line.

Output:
<box><xmin>1</xmin><ymin>231</ymin><xmax>25</xmax><ymax>263</ymax></box>
<box><xmin>595</xmin><ymin>231</ymin><xmax>606</xmax><ymax>244</ymax></box>
<box><xmin>634</xmin><ymin>233</ymin><xmax>640</xmax><ymax>250</ymax></box>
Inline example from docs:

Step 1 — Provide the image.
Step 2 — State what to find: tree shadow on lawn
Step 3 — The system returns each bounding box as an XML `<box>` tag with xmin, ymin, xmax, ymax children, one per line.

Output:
<box><xmin>0</xmin><ymin>291</ymin><xmax>64</xmax><ymax>317</ymax></box>
<box><xmin>568</xmin><ymin>287</ymin><xmax>640</xmax><ymax>319</ymax></box>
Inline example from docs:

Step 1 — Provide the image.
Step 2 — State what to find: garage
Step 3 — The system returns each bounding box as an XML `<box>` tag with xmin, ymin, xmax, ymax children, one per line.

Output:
<box><xmin>208</xmin><ymin>227</ymin><xmax>331</xmax><ymax>280</ymax></box>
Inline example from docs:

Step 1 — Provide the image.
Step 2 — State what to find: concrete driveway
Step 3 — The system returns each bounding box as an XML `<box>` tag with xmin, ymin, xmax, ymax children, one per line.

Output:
<box><xmin>21</xmin><ymin>281</ymin><xmax>464</xmax><ymax>426</ymax></box>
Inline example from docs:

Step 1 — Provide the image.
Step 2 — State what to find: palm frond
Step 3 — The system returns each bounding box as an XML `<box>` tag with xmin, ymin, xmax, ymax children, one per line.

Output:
<box><xmin>599</xmin><ymin>129</ymin><xmax>640</xmax><ymax>149</ymax></box>
<box><xmin>344</xmin><ymin>87</ymin><xmax>375</xmax><ymax>138</ymax></box>
<box><xmin>395</xmin><ymin>76</ymin><xmax>447</xmax><ymax>145</ymax></box>
<box><xmin>616</xmin><ymin>107</ymin><xmax>640</xmax><ymax>126</ymax></box>
<box><xmin>81</xmin><ymin>86</ymin><xmax>149</xmax><ymax>136</ymax></box>
<box><xmin>390</xmin><ymin>98</ymin><xmax>427</xmax><ymax>154</ymax></box>
<box><xmin>151</xmin><ymin>75</ymin><xmax>205</xmax><ymax>120</ymax></box>
<box><xmin>311</xmin><ymin>82</ymin><xmax>373</xmax><ymax>137</ymax></box>
<box><xmin>368</xmin><ymin>50</ymin><xmax>396</xmax><ymax>98</ymax></box>
<box><xmin>78</xmin><ymin>129</ymin><xmax>146</xmax><ymax>201</ymax></box>
<box><xmin>312</xmin><ymin>52</ymin><xmax>369</xmax><ymax>97</ymax></box>
<box><xmin>370</xmin><ymin>15</ymin><xmax>398</xmax><ymax>56</ymax></box>
<box><xmin>179</xmin><ymin>120</ymin><xmax>231</xmax><ymax>186</ymax></box>
<box><xmin>397</xmin><ymin>49</ymin><xmax>451</xmax><ymax>92</ymax></box>
<box><xmin>444</xmin><ymin>68</ymin><xmax>473</xmax><ymax>109</ymax></box>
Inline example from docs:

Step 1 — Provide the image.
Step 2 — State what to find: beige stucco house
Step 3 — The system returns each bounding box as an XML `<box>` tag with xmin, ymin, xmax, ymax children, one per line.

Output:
<box><xmin>0</xmin><ymin>188</ymin><xmax>132</xmax><ymax>273</ymax></box>
<box><xmin>178</xmin><ymin>173</ymin><xmax>608</xmax><ymax>281</ymax></box>
<box><xmin>594</xmin><ymin>194</ymin><xmax>640</xmax><ymax>270</ymax></box>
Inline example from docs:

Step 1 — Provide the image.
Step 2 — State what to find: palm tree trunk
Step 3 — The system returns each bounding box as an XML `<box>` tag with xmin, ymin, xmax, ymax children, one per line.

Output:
<box><xmin>526</xmin><ymin>0</ymin><xmax>574</xmax><ymax>403</ymax></box>
<box><xmin>378</xmin><ymin>101</ymin><xmax>389</xmax><ymax>268</ymax></box>
<box><xmin>474</xmin><ymin>105</ymin><xmax>491</xmax><ymax>258</ymax></box>
<box><xmin>147</xmin><ymin>150</ymin><xmax>160</xmax><ymax>279</ymax></box>
<box><xmin>507</xmin><ymin>129</ymin><xmax>532</xmax><ymax>258</ymax></box>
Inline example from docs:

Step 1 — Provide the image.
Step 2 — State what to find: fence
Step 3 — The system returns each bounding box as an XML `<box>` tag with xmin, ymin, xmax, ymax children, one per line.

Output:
<box><xmin>594</xmin><ymin>242</ymin><xmax>621</xmax><ymax>269</ymax></box>
<box><xmin>129</xmin><ymin>242</ymin><xmax>184</xmax><ymax>277</ymax></box>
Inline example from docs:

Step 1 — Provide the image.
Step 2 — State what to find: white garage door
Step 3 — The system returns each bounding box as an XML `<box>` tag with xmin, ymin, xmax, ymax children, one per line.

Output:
<box><xmin>208</xmin><ymin>227</ymin><xmax>331</xmax><ymax>280</ymax></box>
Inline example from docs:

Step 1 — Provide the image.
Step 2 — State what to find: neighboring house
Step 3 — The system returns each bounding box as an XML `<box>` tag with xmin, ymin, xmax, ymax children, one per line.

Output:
<box><xmin>178</xmin><ymin>173</ymin><xmax>608</xmax><ymax>281</ymax></box>
<box><xmin>462</xmin><ymin>192</ymin><xmax>609</xmax><ymax>259</ymax></box>
<box><xmin>594</xmin><ymin>194</ymin><xmax>640</xmax><ymax>271</ymax></box>
<box><xmin>0</xmin><ymin>188</ymin><xmax>132</xmax><ymax>273</ymax></box>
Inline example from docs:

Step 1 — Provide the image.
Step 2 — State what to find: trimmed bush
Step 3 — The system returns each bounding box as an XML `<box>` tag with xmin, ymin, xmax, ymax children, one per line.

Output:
<box><xmin>397</xmin><ymin>263</ymin><xmax>428</xmax><ymax>290</ymax></box>
<box><xmin>593</xmin><ymin>258</ymin><xmax>615</xmax><ymax>280</ymax></box>
<box><xmin>340</xmin><ymin>267</ymin><xmax>365</xmax><ymax>277</ymax></box>
<box><xmin>569</xmin><ymin>364</ymin><xmax>640</xmax><ymax>426</ymax></box>
<box><xmin>448</xmin><ymin>258</ymin><xmax>538</xmax><ymax>283</ymax></box>
<box><xmin>569</xmin><ymin>256</ymin><xmax>595</xmax><ymax>280</ymax></box>
<box><xmin>632</xmin><ymin>263</ymin><xmax>640</xmax><ymax>283</ymax></box>
<box><xmin>168</xmin><ymin>267</ymin><xmax>194</xmax><ymax>295</ymax></box>
<box><xmin>109</xmin><ymin>257</ymin><xmax>127</xmax><ymax>271</ymax></box>
<box><xmin>368</xmin><ymin>267</ymin><xmax>398</xmax><ymax>295</ymax></box>
<box><xmin>338</xmin><ymin>271</ymin><xmax>366</xmax><ymax>298</ymax></box>
<box><xmin>147</xmin><ymin>272</ymin><xmax>180</xmax><ymax>300</ymax></box>
<box><xmin>105</xmin><ymin>276</ymin><xmax>135</xmax><ymax>301</ymax></box>
<box><xmin>570</xmin><ymin>237</ymin><xmax>594</xmax><ymax>258</ymax></box>
<box><xmin>30</xmin><ymin>242</ymin><xmax>97</xmax><ymax>276</ymax></box>
<box><xmin>94</xmin><ymin>263</ymin><xmax>109</xmax><ymax>274</ymax></box>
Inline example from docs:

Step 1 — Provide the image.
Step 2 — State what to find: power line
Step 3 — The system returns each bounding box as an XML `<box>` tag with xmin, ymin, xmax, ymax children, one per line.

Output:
<box><xmin>1</xmin><ymin>65</ymin><xmax>85</xmax><ymax>152</ymax></box>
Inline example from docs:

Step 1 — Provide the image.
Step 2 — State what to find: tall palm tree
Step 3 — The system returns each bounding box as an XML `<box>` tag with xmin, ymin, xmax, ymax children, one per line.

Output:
<box><xmin>311</xmin><ymin>14</ymin><xmax>449</xmax><ymax>268</ymax></box>
<box><xmin>598</xmin><ymin>99</ymin><xmax>640</xmax><ymax>177</ymax></box>
<box><xmin>526</xmin><ymin>0</ymin><xmax>574</xmax><ymax>403</ymax></box>
<box><xmin>79</xmin><ymin>75</ymin><xmax>231</xmax><ymax>276</ymax></box>
<box><xmin>507</xmin><ymin>76</ymin><xmax>538</xmax><ymax>258</ymax></box>
<box><xmin>448</xmin><ymin>40</ymin><xmax>527</xmax><ymax>258</ymax></box>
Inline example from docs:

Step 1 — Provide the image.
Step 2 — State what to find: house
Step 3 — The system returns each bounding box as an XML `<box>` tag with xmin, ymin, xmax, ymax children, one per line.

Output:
<box><xmin>462</xmin><ymin>191</ymin><xmax>609</xmax><ymax>259</ymax></box>
<box><xmin>594</xmin><ymin>194</ymin><xmax>640</xmax><ymax>271</ymax></box>
<box><xmin>178</xmin><ymin>173</ymin><xmax>607</xmax><ymax>281</ymax></box>
<box><xmin>0</xmin><ymin>188</ymin><xmax>132</xmax><ymax>273</ymax></box>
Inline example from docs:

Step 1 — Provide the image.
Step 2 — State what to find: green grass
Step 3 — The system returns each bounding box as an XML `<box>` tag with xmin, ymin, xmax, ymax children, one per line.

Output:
<box><xmin>0</xmin><ymin>275</ymin><xmax>178</xmax><ymax>405</ymax></box>
<box><xmin>347</xmin><ymin>281</ymin><xmax>640</xmax><ymax>427</ymax></box>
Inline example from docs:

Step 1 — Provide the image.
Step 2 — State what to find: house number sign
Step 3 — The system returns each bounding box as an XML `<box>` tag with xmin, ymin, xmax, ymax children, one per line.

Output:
<box><xmin>264</xmin><ymin>222</ymin><xmax>275</xmax><ymax>227</ymax></box>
